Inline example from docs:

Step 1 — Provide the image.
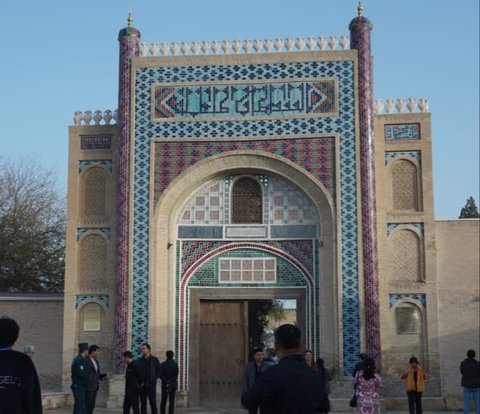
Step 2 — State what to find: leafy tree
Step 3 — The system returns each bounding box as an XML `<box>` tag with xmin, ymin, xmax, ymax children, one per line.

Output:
<box><xmin>248</xmin><ymin>299</ymin><xmax>286</xmax><ymax>357</ymax></box>
<box><xmin>0</xmin><ymin>158</ymin><xmax>66</xmax><ymax>292</ymax></box>
<box><xmin>459</xmin><ymin>196</ymin><xmax>479</xmax><ymax>219</ymax></box>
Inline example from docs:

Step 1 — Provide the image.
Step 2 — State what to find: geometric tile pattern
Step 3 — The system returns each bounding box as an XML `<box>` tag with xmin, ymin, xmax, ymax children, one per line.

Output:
<box><xmin>178</xmin><ymin>175</ymin><xmax>320</xmax><ymax>226</ymax></box>
<box><xmin>387</xmin><ymin>222</ymin><xmax>424</xmax><ymax>236</ymax></box>
<box><xmin>78</xmin><ymin>159</ymin><xmax>113</xmax><ymax>173</ymax></box>
<box><xmin>131</xmin><ymin>58</ymin><xmax>360</xmax><ymax>376</ymax></box>
<box><xmin>385</xmin><ymin>151</ymin><xmax>421</xmax><ymax>166</ymax></box>
<box><xmin>385</xmin><ymin>123</ymin><xmax>420</xmax><ymax>140</ymax></box>
<box><xmin>389</xmin><ymin>293</ymin><xmax>426</xmax><ymax>308</ymax></box>
<box><xmin>153</xmin><ymin>79</ymin><xmax>337</xmax><ymax>121</ymax></box>
<box><xmin>350</xmin><ymin>15</ymin><xmax>381</xmax><ymax>372</ymax></box>
<box><xmin>153</xmin><ymin>138</ymin><xmax>336</xmax><ymax>204</ymax></box>
<box><xmin>75</xmin><ymin>294</ymin><xmax>110</xmax><ymax>309</ymax></box>
<box><xmin>77</xmin><ymin>227</ymin><xmax>111</xmax><ymax>241</ymax></box>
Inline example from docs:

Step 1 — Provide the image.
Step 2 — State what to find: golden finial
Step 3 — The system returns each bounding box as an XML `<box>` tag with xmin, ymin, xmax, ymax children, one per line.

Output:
<box><xmin>357</xmin><ymin>1</ymin><xmax>364</xmax><ymax>16</ymax></box>
<box><xmin>127</xmin><ymin>11</ymin><xmax>133</xmax><ymax>28</ymax></box>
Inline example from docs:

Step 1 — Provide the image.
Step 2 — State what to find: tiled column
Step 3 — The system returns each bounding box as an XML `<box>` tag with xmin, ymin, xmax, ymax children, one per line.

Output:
<box><xmin>113</xmin><ymin>15</ymin><xmax>140</xmax><ymax>373</ymax></box>
<box><xmin>349</xmin><ymin>7</ymin><xmax>381</xmax><ymax>367</ymax></box>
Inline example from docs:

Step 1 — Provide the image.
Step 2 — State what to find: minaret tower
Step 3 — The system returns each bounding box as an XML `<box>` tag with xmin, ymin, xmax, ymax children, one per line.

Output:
<box><xmin>114</xmin><ymin>13</ymin><xmax>141</xmax><ymax>373</ymax></box>
<box><xmin>349</xmin><ymin>2</ymin><xmax>381</xmax><ymax>366</ymax></box>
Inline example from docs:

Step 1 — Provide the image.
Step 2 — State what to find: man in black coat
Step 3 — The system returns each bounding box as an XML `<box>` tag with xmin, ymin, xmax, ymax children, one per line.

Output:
<box><xmin>123</xmin><ymin>351</ymin><xmax>142</xmax><ymax>414</ymax></box>
<box><xmin>85</xmin><ymin>345</ymin><xmax>106</xmax><ymax>414</ymax></box>
<box><xmin>160</xmin><ymin>350</ymin><xmax>179</xmax><ymax>414</ymax></box>
<box><xmin>0</xmin><ymin>317</ymin><xmax>43</xmax><ymax>414</ymax></box>
<box><xmin>137</xmin><ymin>343</ymin><xmax>162</xmax><ymax>414</ymax></box>
<box><xmin>460</xmin><ymin>349</ymin><xmax>480</xmax><ymax>414</ymax></box>
<box><xmin>241</xmin><ymin>324</ymin><xmax>328</xmax><ymax>414</ymax></box>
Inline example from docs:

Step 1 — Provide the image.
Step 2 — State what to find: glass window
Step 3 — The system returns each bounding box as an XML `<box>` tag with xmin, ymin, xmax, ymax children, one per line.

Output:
<box><xmin>82</xmin><ymin>303</ymin><xmax>101</xmax><ymax>331</ymax></box>
<box><xmin>395</xmin><ymin>305</ymin><xmax>421</xmax><ymax>334</ymax></box>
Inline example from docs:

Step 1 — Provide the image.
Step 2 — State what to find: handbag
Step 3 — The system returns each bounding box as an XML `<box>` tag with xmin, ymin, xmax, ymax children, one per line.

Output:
<box><xmin>349</xmin><ymin>394</ymin><xmax>357</xmax><ymax>408</ymax></box>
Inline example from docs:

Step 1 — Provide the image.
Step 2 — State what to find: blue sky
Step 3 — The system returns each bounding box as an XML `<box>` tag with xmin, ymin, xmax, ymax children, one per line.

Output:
<box><xmin>1</xmin><ymin>0</ymin><xmax>478</xmax><ymax>219</ymax></box>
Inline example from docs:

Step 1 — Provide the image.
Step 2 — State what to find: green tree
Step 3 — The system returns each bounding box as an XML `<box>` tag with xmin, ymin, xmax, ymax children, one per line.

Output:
<box><xmin>0</xmin><ymin>158</ymin><xmax>66</xmax><ymax>292</ymax></box>
<box><xmin>459</xmin><ymin>196</ymin><xmax>479</xmax><ymax>219</ymax></box>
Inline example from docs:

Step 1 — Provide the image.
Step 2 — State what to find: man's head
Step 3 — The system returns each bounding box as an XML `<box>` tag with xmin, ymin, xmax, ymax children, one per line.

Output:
<box><xmin>124</xmin><ymin>351</ymin><xmax>133</xmax><ymax>364</ymax></box>
<box><xmin>166</xmin><ymin>350</ymin><xmax>174</xmax><ymax>360</ymax></box>
<box><xmin>78</xmin><ymin>342</ymin><xmax>89</xmax><ymax>356</ymax></box>
<box><xmin>24</xmin><ymin>344</ymin><xmax>35</xmax><ymax>358</ymax></box>
<box><xmin>252</xmin><ymin>347</ymin><xmax>264</xmax><ymax>365</ymax></box>
<box><xmin>274</xmin><ymin>324</ymin><xmax>301</xmax><ymax>358</ymax></box>
<box><xmin>467</xmin><ymin>349</ymin><xmax>476</xmax><ymax>358</ymax></box>
<box><xmin>141</xmin><ymin>343</ymin><xmax>151</xmax><ymax>358</ymax></box>
<box><xmin>0</xmin><ymin>317</ymin><xmax>20</xmax><ymax>347</ymax></box>
<box><xmin>89</xmin><ymin>345</ymin><xmax>99</xmax><ymax>358</ymax></box>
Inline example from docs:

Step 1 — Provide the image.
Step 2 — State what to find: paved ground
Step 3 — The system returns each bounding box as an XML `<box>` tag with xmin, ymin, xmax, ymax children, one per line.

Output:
<box><xmin>45</xmin><ymin>410</ymin><xmax>449</xmax><ymax>414</ymax></box>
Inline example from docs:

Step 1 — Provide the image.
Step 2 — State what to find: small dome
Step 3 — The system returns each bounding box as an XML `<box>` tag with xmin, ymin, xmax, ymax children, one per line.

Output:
<box><xmin>349</xmin><ymin>2</ymin><xmax>373</xmax><ymax>30</ymax></box>
<box><xmin>118</xmin><ymin>12</ymin><xmax>141</xmax><ymax>39</ymax></box>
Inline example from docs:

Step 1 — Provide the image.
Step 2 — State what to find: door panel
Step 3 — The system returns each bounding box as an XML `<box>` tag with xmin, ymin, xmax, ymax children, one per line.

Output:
<box><xmin>199</xmin><ymin>300</ymin><xmax>247</xmax><ymax>408</ymax></box>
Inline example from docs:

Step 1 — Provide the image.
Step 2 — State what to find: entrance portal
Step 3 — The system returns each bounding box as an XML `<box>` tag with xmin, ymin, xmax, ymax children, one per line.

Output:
<box><xmin>188</xmin><ymin>288</ymin><xmax>306</xmax><ymax>409</ymax></box>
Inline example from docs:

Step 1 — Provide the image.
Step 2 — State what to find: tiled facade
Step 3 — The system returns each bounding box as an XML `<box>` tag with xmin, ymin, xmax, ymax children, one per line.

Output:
<box><xmin>57</xmin><ymin>8</ymin><xmax>480</xmax><ymax>409</ymax></box>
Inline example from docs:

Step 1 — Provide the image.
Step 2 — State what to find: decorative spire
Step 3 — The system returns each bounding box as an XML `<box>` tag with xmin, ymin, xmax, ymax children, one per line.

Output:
<box><xmin>127</xmin><ymin>11</ymin><xmax>133</xmax><ymax>28</ymax></box>
<box><xmin>357</xmin><ymin>1</ymin><xmax>364</xmax><ymax>17</ymax></box>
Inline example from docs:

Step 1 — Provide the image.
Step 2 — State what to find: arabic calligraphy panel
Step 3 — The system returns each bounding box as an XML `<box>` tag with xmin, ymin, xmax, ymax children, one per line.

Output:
<box><xmin>152</xmin><ymin>78</ymin><xmax>337</xmax><ymax>122</ymax></box>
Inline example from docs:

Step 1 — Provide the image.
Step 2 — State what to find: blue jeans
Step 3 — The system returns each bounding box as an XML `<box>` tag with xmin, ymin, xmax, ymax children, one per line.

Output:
<box><xmin>464</xmin><ymin>387</ymin><xmax>480</xmax><ymax>414</ymax></box>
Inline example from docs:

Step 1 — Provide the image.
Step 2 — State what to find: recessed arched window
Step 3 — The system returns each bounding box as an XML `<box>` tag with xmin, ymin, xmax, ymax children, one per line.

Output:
<box><xmin>395</xmin><ymin>303</ymin><xmax>421</xmax><ymax>334</ymax></box>
<box><xmin>231</xmin><ymin>177</ymin><xmax>262</xmax><ymax>224</ymax></box>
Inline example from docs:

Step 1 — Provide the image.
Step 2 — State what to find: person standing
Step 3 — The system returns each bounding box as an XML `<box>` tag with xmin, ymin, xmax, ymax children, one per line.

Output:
<box><xmin>85</xmin><ymin>345</ymin><xmax>105</xmax><ymax>414</ymax></box>
<box><xmin>241</xmin><ymin>324</ymin><xmax>329</xmax><ymax>414</ymax></box>
<box><xmin>317</xmin><ymin>358</ymin><xmax>333</xmax><ymax>413</ymax></box>
<box><xmin>401</xmin><ymin>356</ymin><xmax>427</xmax><ymax>414</ymax></box>
<box><xmin>160</xmin><ymin>351</ymin><xmax>179</xmax><ymax>414</ymax></box>
<box><xmin>71</xmin><ymin>342</ymin><xmax>90</xmax><ymax>414</ymax></box>
<box><xmin>123</xmin><ymin>351</ymin><xmax>142</xmax><ymax>414</ymax></box>
<box><xmin>242</xmin><ymin>347</ymin><xmax>273</xmax><ymax>414</ymax></box>
<box><xmin>354</xmin><ymin>357</ymin><xmax>382</xmax><ymax>414</ymax></box>
<box><xmin>304</xmin><ymin>349</ymin><xmax>317</xmax><ymax>370</ymax></box>
<box><xmin>460</xmin><ymin>349</ymin><xmax>480</xmax><ymax>414</ymax></box>
<box><xmin>137</xmin><ymin>343</ymin><xmax>161</xmax><ymax>414</ymax></box>
<box><xmin>0</xmin><ymin>317</ymin><xmax>43</xmax><ymax>414</ymax></box>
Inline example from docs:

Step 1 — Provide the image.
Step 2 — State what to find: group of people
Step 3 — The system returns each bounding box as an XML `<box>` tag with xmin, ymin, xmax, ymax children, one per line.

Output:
<box><xmin>1</xmin><ymin>315</ymin><xmax>479</xmax><ymax>414</ymax></box>
<box><xmin>71</xmin><ymin>341</ymin><xmax>179</xmax><ymax>414</ymax></box>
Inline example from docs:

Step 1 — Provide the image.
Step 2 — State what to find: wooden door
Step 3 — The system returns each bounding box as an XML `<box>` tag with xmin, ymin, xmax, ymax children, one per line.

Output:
<box><xmin>199</xmin><ymin>300</ymin><xmax>248</xmax><ymax>408</ymax></box>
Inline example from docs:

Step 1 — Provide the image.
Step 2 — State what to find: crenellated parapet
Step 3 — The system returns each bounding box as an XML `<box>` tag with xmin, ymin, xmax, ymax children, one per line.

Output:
<box><xmin>374</xmin><ymin>98</ymin><xmax>429</xmax><ymax>115</ymax></box>
<box><xmin>139</xmin><ymin>35</ymin><xmax>350</xmax><ymax>57</ymax></box>
<box><xmin>73</xmin><ymin>110</ymin><xmax>118</xmax><ymax>126</ymax></box>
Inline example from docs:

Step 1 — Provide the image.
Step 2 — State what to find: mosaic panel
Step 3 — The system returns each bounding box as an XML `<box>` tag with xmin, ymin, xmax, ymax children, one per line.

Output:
<box><xmin>78</xmin><ymin>159</ymin><xmax>113</xmax><ymax>173</ymax></box>
<box><xmin>387</xmin><ymin>223</ymin><xmax>424</xmax><ymax>237</ymax></box>
<box><xmin>80</xmin><ymin>135</ymin><xmax>112</xmax><ymax>150</ymax></box>
<box><xmin>385</xmin><ymin>124</ymin><xmax>420</xmax><ymax>140</ymax></box>
<box><xmin>131</xmin><ymin>59</ymin><xmax>359</xmax><ymax>374</ymax></box>
<box><xmin>178</xmin><ymin>226</ymin><xmax>223</xmax><ymax>239</ymax></box>
<box><xmin>154</xmin><ymin>138</ymin><xmax>335</xmax><ymax>205</ymax></box>
<box><xmin>75</xmin><ymin>294</ymin><xmax>109</xmax><ymax>308</ymax></box>
<box><xmin>152</xmin><ymin>78</ymin><xmax>337</xmax><ymax>121</ymax></box>
<box><xmin>179</xmin><ymin>180</ymin><xmax>224</xmax><ymax>225</ymax></box>
<box><xmin>77</xmin><ymin>227</ymin><xmax>111</xmax><ymax>241</ymax></box>
<box><xmin>385</xmin><ymin>151</ymin><xmax>421</xmax><ymax>166</ymax></box>
<box><xmin>389</xmin><ymin>293</ymin><xmax>426</xmax><ymax>308</ymax></box>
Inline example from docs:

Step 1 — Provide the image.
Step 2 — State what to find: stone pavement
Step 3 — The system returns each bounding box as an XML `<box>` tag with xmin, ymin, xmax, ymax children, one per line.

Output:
<box><xmin>45</xmin><ymin>410</ymin><xmax>448</xmax><ymax>414</ymax></box>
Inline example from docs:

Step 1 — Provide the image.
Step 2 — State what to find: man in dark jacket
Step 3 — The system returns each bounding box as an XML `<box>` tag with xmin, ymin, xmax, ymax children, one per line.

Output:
<box><xmin>72</xmin><ymin>342</ymin><xmax>90</xmax><ymax>414</ymax></box>
<box><xmin>242</xmin><ymin>347</ymin><xmax>274</xmax><ymax>414</ymax></box>
<box><xmin>85</xmin><ymin>345</ymin><xmax>106</xmax><ymax>414</ymax></box>
<box><xmin>0</xmin><ymin>317</ymin><xmax>43</xmax><ymax>414</ymax></box>
<box><xmin>137</xmin><ymin>343</ymin><xmax>162</xmax><ymax>414</ymax></box>
<box><xmin>160</xmin><ymin>350</ymin><xmax>179</xmax><ymax>414</ymax></box>
<box><xmin>460</xmin><ymin>349</ymin><xmax>480</xmax><ymax>414</ymax></box>
<box><xmin>241</xmin><ymin>324</ymin><xmax>328</xmax><ymax>414</ymax></box>
<box><xmin>123</xmin><ymin>351</ymin><xmax>142</xmax><ymax>414</ymax></box>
